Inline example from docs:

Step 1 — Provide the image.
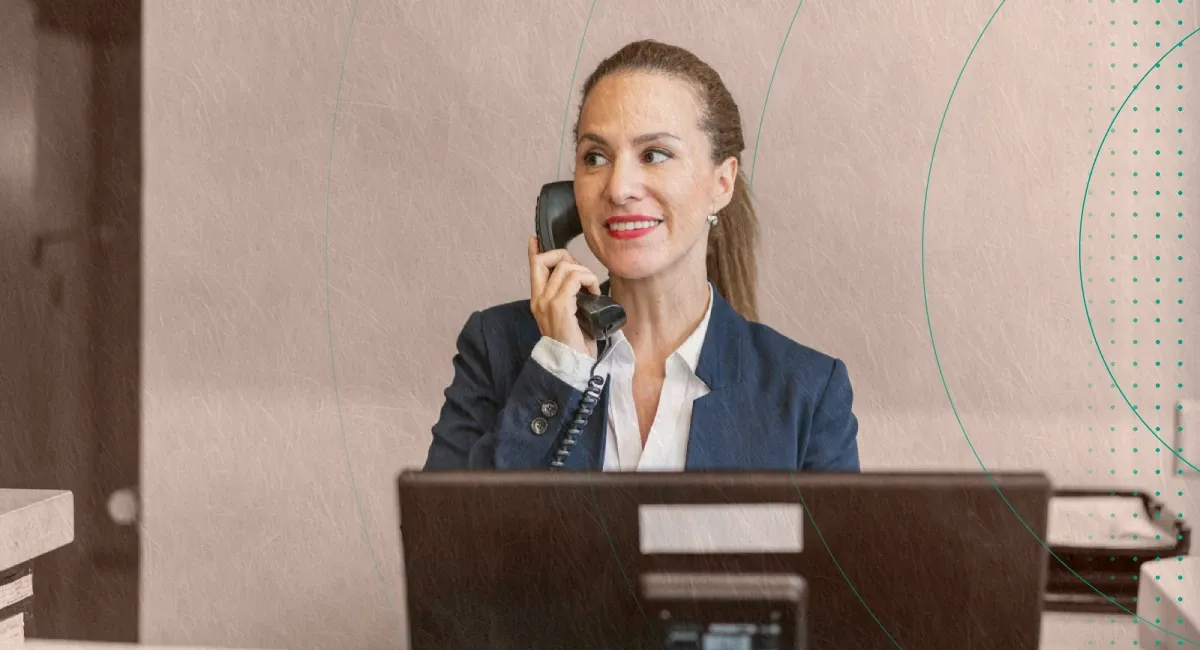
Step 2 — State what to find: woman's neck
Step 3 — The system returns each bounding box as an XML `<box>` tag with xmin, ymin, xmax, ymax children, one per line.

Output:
<box><xmin>609</xmin><ymin>268</ymin><xmax>711</xmax><ymax>365</ymax></box>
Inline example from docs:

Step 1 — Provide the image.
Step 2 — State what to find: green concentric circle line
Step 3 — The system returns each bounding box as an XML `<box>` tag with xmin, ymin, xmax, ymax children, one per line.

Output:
<box><xmin>318</xmin><ymin>0</ymin><xmax>898</xmax><ymax>641</ymax></box>
<box><xmin>744</xmin><ymin>6</ymin><xmax>903</xmax><ymax>644</ymax></box>
<box><xmin>921</xmin><ymin>1</ymin><xmax>1199</xmax><ymax>644</ymax></box>
<box><xmin>1078</xmin><ymin>27</ymin><xmax>1200</xmax><ymax>474</ymax></box>
<box><xmin>548</xmin><ymin>1</ymin><xmax>659</xmax><ymax>637</ymax></box>
<box><xmin>320</xmin><ymin>0</ymin><xmax>402</xmax><ymax>629</ymax></box>
<box><xmin>314</xmin><ymin>1</ymin><xmax>1196</xmax><ymax>645</ymax></box>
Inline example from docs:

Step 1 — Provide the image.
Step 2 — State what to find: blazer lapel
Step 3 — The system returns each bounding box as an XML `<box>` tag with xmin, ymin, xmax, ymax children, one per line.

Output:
<box><xmin>556</xmin><ymin>281</ymin><xmax>759</xmax><ymax>471</ymax></box>
<box><xmin>685</xmin><ymin>287</ymin><xmax>751</xmax><ymax>470</ymax></box>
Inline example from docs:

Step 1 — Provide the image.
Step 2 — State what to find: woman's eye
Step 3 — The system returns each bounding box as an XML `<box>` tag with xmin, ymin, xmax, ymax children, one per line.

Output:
<box><xmin>582</xmin><ymin>149</ymin><xmax>670</xmax><ymax>166</ymax></box>
<box><xmin>644</xmin><ymin>149</ymin><xmax>671</xmax><ymax>164</ymax></box>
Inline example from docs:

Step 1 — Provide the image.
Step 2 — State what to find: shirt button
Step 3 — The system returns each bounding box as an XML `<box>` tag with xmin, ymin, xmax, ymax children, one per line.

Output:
<box><xmin>530</xmin><ymin>417</ymin><xmax>549</xmax><ymax>435</ymax></box>
<box><xmin>540</xmin><ymin>400</ymin><xmax>559</xmax><ymax>417</ymax></box>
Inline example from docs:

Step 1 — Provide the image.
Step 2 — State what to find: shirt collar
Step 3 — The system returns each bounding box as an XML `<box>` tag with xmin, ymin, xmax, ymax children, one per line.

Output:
<box><xmin>605</xmin><ymin>282</ymin><xmax>714</xmax><ymax>375</ymax></box>
<box><xmin>675</xmin><ymin>282</ymin><xmax>714</xmax><ymax>374</ymax></box>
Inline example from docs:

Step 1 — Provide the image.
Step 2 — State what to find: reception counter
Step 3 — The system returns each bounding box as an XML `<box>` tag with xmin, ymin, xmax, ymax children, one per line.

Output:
<box><xmin>0</xmin><ymin>486</ymin><xmax>1184</xmax><ymax>648</ymax></box>
<box><xmin>5</xmin><ymin>614</ymin><xmax>1148</xmax><ymax>649</ymax></box>
<box><xmin>1</xmin><ymin>616</ymin><xmax>1143</xmax><ymax>649</ymax></box>
<box><xmin>18</xmin><ymin>644</ymin><xmax>273</xmax><ymax>649</ymax></box>
<box><xmin>0</xmin><ymin>489</ymin><xmax>73</xmax><ymax>643</ymax></box>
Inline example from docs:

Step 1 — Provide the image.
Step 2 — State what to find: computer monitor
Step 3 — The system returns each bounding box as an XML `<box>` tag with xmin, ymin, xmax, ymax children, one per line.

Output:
<box><xmin>397</xmin><ymin>471</ymin><xmax>1052</xmax><ymax>650</ymax></box>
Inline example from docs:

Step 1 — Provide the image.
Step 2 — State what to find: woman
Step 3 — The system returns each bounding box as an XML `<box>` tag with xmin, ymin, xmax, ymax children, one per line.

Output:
<box><xmin>423</xmin><ymin>39</ymin><xmax>859</xmax><ymax>472</ymax></box>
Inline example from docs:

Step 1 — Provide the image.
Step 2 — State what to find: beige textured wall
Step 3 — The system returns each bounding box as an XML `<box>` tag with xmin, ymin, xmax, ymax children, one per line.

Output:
<box><xmin>142</xmin><ymin>0</ymin><xmax>1198</xmax><ymax>647</ymax></box>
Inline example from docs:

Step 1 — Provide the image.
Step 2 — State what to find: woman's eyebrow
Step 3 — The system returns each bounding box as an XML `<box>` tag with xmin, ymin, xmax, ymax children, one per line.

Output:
<box><xmin>578</xmin><ymin>131</ymin><xmax>681</xmax><ymax>147</ymax></box>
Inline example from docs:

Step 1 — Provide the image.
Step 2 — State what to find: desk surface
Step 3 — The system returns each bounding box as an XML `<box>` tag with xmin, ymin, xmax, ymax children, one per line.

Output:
<box><xmin>18</xmin><ymin>644</ymin><xmax>275</xmax><ymax>650</ymax></box>
<box><xmin>5</xmin><ymin>614</ymin><xmax>1144</xmax><ymax>649</ymax></box>
<box><xmin>0</xmin><ymin>489</ymin><xmax>73</xmax><ymax>571</ymax></box>
<box><xmin>1040</xmin><ymin>612</ymin><xmax>1139</xmax><ymax>647</ymax></box>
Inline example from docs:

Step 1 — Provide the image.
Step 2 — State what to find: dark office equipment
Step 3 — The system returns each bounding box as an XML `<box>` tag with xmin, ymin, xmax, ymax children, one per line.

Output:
<box><xmin>397</xmin><ymin>471</ymin><xmax>1053</xmax><ymax>649</ymax></box>
<box><xmin>1044</xmin><ymin>488</ymin><xmax>1191</xmax><ymax>614</ymax></box>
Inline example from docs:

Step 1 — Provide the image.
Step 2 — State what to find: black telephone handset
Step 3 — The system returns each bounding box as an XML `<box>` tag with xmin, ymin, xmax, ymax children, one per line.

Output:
<box><xmin>534</xmin><ymin>180</ymin><xmax>628</xmax><ymax>341</ymax></box>
<box><xmin>533</xmin><ymin>180</ymin><xmax>625</xmax><ymax>469</ymax></box>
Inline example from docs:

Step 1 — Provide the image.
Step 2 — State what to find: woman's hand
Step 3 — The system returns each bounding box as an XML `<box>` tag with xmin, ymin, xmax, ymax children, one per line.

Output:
<box><xmin>528</xmin><ymin>236</ymin><xmax>600</xmax><ymax>359</ymax></box>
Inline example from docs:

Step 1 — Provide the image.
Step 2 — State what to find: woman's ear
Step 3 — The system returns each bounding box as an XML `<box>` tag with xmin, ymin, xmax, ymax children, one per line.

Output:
<box><xmin>712</xmin><ymin>155</ymin><xmax>738</xmax><ymax>211</ymax></box>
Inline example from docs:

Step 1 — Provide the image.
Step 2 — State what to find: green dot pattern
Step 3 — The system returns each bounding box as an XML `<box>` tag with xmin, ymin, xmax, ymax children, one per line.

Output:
<box><xmin>1082</xmin><ymin>3</ymin><xmax>1194</xmax><ymax>645</ymax></box>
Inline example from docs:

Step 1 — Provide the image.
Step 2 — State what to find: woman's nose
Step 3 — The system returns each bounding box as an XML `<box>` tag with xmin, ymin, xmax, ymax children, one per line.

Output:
<box><xmin>604</xmin><ymin>154</ymin><xmax>645</xmax><ymax>205</ymax></box>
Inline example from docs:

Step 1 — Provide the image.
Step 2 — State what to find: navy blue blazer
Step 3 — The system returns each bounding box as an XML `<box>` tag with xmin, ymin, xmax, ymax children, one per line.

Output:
<box><xmin>422</xmin><ymin>285</ymin><xmax>860</xmax><ymax>472</ymax></box>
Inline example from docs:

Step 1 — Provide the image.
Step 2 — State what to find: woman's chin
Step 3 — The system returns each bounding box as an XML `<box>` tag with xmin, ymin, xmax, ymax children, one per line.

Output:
<box><xmin>599</xmin><ymin>256</ymin><xmax>669</xmax><ymax>282</ymax></box>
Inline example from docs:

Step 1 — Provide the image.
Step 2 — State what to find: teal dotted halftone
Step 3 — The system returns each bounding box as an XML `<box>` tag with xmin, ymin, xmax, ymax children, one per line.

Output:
<box><xmin>924</xmin><ymin>1</ymin><xmax>1197</xmax><ymax>646</ymax></box>
<box><xmin>1078</xmin><ymin>2</ymin><xmax>1194</xmax><ymax>645</ymax></box>
<box><xmin>314</xmin><ymin>2</ymin><xmax>1198</xmax><ymax>645</ymax></box>
<box><xmin>1080</xmin><ymin>24</ymin><xmax>1194</xmax><ymax>475</ymax></box>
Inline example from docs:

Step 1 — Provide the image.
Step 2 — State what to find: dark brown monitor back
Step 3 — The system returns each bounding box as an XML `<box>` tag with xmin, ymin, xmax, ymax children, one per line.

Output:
<box><xmin>397</xmin><ymin>471</ymin><xmax>1052</xmax><ymax>650</ymax></box>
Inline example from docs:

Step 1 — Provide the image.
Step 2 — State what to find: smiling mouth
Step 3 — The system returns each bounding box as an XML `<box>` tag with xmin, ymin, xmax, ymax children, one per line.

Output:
<box><xmin>605</xmin><ymin>219</ymin><xmax>662</xmax><ymax>232</ymax></box>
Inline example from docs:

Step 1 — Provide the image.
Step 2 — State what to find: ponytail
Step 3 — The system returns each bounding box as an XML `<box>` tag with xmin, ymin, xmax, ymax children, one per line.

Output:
<box><xmin>707</xmin><ymin>167</ymin><xmax>758</xmax><ymax>321</ymax></box>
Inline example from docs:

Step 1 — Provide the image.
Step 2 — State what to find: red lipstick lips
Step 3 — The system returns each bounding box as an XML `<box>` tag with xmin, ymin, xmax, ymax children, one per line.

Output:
<box><xmin>604</xmin><ymin>215</ymin><xmax>662</xmax><ymax>240</ymax></box>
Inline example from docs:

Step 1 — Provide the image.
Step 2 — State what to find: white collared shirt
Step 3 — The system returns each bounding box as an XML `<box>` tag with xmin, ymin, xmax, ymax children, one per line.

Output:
<box><xmin>529</xmin><ymin>284</ymin><xmax>714</xmax><ymax>471</ymax></box>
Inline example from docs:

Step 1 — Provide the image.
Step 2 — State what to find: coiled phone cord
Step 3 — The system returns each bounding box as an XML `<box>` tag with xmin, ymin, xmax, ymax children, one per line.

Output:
<box><xmin>549</xmin><ymin>348</ymin><xmax>610</xmax><ymax>470</ymax></box>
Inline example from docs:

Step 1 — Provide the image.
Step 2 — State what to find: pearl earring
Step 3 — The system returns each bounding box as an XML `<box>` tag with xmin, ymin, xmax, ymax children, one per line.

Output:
<box><xmin>707</xmin><ymin>214</ymin><xmax>719</xmax><ymax>226</ymax></box>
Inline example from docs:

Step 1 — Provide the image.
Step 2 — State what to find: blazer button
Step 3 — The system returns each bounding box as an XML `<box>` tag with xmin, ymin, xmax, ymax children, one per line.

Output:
<box><xmin>540</xmin><ymin>400</ymin><xmax>559</xmax><ymax>417</ymax></box>
<box><xmin>530</xmin><ymin>417</ymin><xmax>549</xmax><ymax>435</ymax></box>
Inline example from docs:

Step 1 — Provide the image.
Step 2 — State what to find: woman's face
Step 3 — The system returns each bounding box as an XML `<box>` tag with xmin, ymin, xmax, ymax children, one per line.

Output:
<box><xmin>573</xmin><ymin>71</ymin><xmax>736</xmax><ymax>283</ymax></box>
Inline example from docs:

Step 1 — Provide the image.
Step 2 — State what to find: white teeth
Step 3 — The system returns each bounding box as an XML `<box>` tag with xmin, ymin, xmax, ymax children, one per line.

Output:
<box><xmin>608</xmin><ymin>220</ymin><xmax>660</xmax><ymax>231</ymax></box>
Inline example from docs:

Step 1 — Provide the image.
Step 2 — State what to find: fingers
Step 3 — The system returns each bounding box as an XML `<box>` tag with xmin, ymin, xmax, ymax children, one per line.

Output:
<box><xmin>529</xmin><ymin>238</ymin><xmax>585</xmax><ymax>299</ymax></box>
<box><xmin>538</xmin><ymin>248</ymin><xmax>578</xmax><ymax>267</ymax></box>
<box><xmin>527</xmin><ymin>238</ymin><xmax>601</xmax><ymax>354</ymax></box>
<box><xmin>528</xmin><ymin>237</ymin><xmax>544</xmax><ymax>297</ymax></box>
<box><xmin>542</xmin><ymin>261</ymin><xmax>600</xmax><ymax>306</ymax></box>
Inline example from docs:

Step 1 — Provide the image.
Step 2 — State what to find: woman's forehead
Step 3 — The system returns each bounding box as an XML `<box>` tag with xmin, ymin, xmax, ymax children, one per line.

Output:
<box><xmin>579</xmin><ymin>72</ymin><xmax>703</xmax><ymax>135</ymax></box>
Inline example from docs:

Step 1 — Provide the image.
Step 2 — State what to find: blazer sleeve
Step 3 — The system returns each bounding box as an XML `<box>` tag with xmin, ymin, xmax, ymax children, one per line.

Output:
<box><xmin>800</xmin><ymin>358</ymin><xmax>861</xmax><ymax>472</ymax></box>
<box><xmin>422</xmin><ymin>310</ymin><xmax>591</xmax><ymax>470</ymax></box>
